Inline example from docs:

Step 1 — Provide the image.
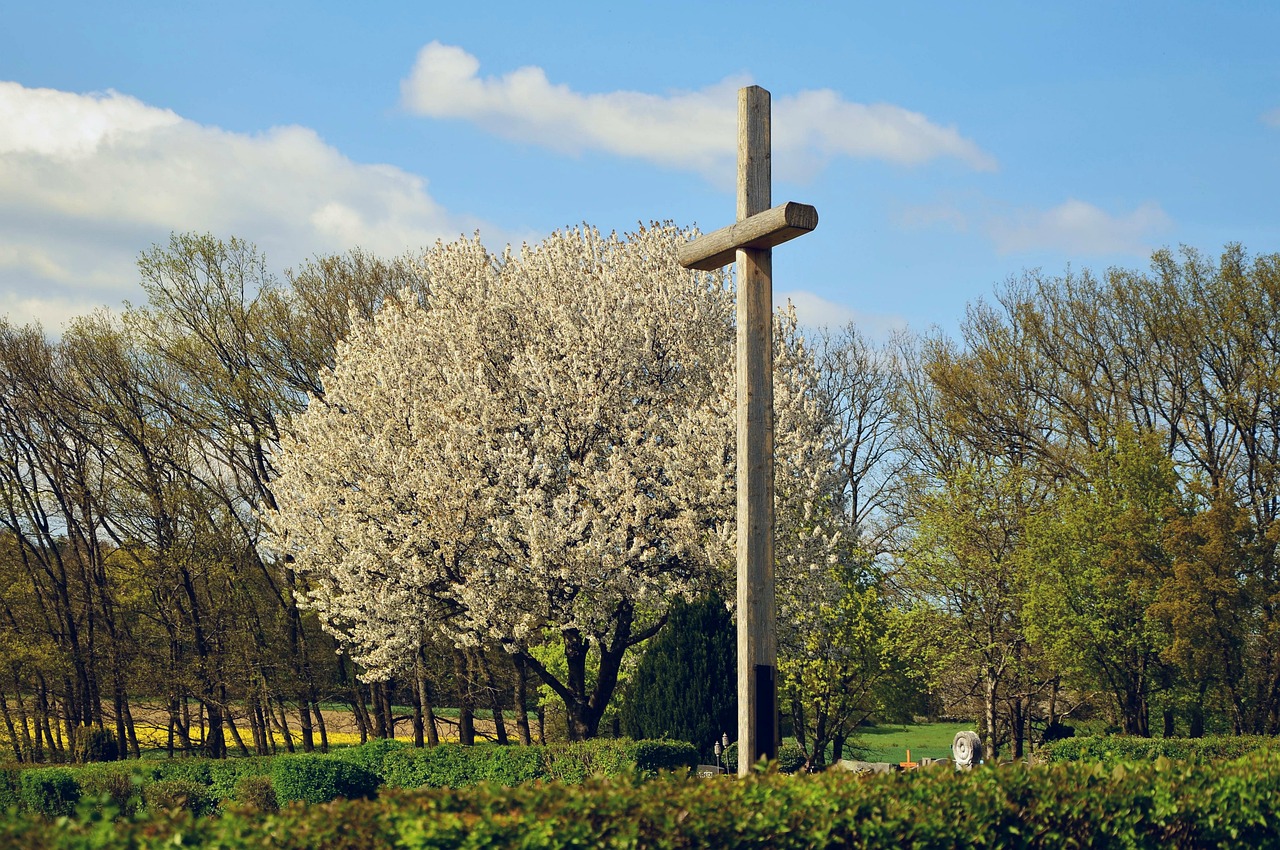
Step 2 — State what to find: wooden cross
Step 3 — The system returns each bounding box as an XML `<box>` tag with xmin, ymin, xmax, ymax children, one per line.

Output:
<box><xmin>678</xmin><ymin>85</ymin><xmax>818</xmax><ymax>774</ymax></box>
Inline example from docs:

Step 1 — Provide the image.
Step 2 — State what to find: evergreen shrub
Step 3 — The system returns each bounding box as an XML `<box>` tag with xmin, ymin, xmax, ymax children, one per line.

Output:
<box><xmin>71</xmin><ymin>726</ymin><xmax>119</xmax><ymax>763</ymax></box>
<box><xmin>206</xmin><ymin>756</ymin><xmax>272</xmax><ymax>801</ymax></box>
<box><xmin>330</xmin><ymin>737</ymin><xmax>409</xmax><ymax>775</ymax></box>
<box><xmin>620</xmin><ymin>592</ymin><xmax>736</xmax><ymax>759</ymax></box>
<box><xmin>75</xmin><ymin>763</ymin><xmax>144</xmax><ymax>814</ymax></box>
<box><xmin>723</xmin><ymin>740</ymin><xmax>807</xmax><ymax>774</ymax></box>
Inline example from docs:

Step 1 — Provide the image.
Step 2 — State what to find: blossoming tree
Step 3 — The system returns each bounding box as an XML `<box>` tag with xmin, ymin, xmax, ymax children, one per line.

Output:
<box><xmin>267</xmin><ymin>224</ymin><xmax>833</xmax><ymax>739</ymax></box>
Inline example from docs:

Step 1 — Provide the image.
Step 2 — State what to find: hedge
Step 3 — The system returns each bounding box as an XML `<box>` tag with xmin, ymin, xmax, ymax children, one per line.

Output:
<box><xmin>272</xmin><ymin>753</ymin><xmax>381</xmax><ymax>804</ymax></box>
<box><xmin>0</xmin><ymin>737</ymin><xmax>698</xmax><ymax>819</ymax></box>
<box><xmin>6</xmin><ymin>751</ymin><xmax>1280</xmax><ymax>848</ymax></box>
<box><xmin>1040</xmin><ymin>734</ymin><xmax>1277</xmax><ymax>765</ymax></box>
<box><xmin>381</xmin><ymin>739</ymin><xmax>699</xmax><ymax>788</ymax></box>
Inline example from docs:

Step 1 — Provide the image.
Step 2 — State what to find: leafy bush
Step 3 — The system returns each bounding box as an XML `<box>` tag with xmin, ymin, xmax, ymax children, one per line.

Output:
<box><xmin>0</xmin><ymin>765</ymin><xmax>21</xmax><ymax>812</ymax></box>
<box><xmin>382</xmin><ymin>743</ymin><xmax>485</xmax><ymax>789</ymax></box>
<box><xmin>19</xmin><ymin>767</ymin><xmax>80</xmax><ymax>817</ymax></box>
<box><xmin>71</xmin><ymin>725</ymin><xmax>119</xmax><ymax>763</ymax></box>
<box><xmin>271</xmin><ymin>753</ymin><xmax>380</xmax><ymax>804</ymax></box>
<box><xmin>382</xmin><ymin>739</ymin><xmax>696</xmax><ymax>789</ymax></box>
<box><xmin>330</xmin><ymin>737</ymin><xmax>409</xmax><ymax>775</ymax></box>
<box><xmin>1040</xmin><ymin>734</ymin><xmax>1275</xmax><ymax>765</ymax></box>
<box><xmin>232</xmin><ymin>774</ymin><xmax>277</xmax><ymax>812</ymax></box>
<box><xmin>11</xmin><ymin>750</ymin><xmax>1280</xmax><ymax>847</ymax></box>
<box><xmin>152</xmin><ymin>757</ymin><xmax>214</xmax><ymax>787</ymax></box>
<box><xmin>144</xmin><ymin>778</ymin><xmax>215</xmax><ymax>816</ymax></box>
<box><xmin>75</xmin><ymin>763</ymin><xmax>144</xmax><ymax>814</ymax></box>
<box><xmin>723</xmin><ymin>740</ymin><xmax>806</xmax><ymax>774</ymax></box>
<box><xmin>206</xmin><ymin>756</ymin><xmax>272</xmax><ymax>801</ymax></box>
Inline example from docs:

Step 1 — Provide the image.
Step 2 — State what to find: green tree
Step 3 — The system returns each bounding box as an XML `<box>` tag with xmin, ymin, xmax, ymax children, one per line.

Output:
<box><xmin>1021</xmin><ymin>430</ymin><xmax>1179</xmax><ymax>736</ymax></box>
<box><xmin>619</xmin><ymin>592</ymin><xmax>735</xmax><ymax>759</ymax></box>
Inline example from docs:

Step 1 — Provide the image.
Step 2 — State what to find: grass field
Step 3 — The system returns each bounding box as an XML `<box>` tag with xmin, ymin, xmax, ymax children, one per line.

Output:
<box><xmin>846</xmin><ymin>721</ymin><xmax>973</xmax><ymax>763</ymax></box>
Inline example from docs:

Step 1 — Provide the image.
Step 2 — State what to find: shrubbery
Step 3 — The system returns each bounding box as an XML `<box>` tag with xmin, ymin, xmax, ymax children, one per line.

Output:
<box><xmin>1040</xmin><ymin>734</ymin><xmax>1276</xmax><ymax>765</ymax></box>
<box><xmin>7</xmin><ymin>751</ymin><xmax>1280</xmax><ymax>848</ymax></box>
<box><xmin>271</xmin><ymin>754</ymin><xmax>381</xmax><ymax>804</ymax></box>
<box><xmin>380</xmin><ymin>739</ymin><xmax>698</xmax><ymax>788</ymax></box>
<box><xmin>70</xmin><ymin>726</ymin><xmax>119</xmax><ymax>764</ymax></box>
<box><xmin>18</xmin><ymin>767</ymin><xmax>80</xmax><ymax>817</ymax></box>
<box><xmin>723</xmin><ymin>740</ymin><xmax>807</xmax><ymax>773</ymax></box>
<box><xmin>143</xmin><ymin>778</ymin><xmax>215</xmax><ymax>816</ymax></box>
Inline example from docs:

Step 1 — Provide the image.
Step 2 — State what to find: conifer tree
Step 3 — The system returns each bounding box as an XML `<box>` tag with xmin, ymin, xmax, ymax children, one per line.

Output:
<box><xmin>619</xmin><ymin>592</ymin><xmax>736</xmax><ymax>759</ymax></box>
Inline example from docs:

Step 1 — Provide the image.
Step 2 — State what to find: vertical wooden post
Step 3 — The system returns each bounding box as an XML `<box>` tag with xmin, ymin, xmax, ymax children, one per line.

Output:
<box><xmin>676</xmin><ymin>84</ymin><xmax>817</xmax><ymax>775</ymax></box>
<box><xmin>736</xmin><ymin>85</ymin><xmax>778</xmax><ymax>773</ymax></box>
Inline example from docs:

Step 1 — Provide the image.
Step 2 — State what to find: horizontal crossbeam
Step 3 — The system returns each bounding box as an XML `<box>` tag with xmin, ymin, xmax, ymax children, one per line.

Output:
<box><xmin>678</xmin><ymin>201</ymin><xmax>819</xmax><ymax>271</ymax></box>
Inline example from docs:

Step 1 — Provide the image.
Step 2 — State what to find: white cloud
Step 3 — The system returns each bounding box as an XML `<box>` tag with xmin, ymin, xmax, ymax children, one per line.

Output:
<box><xmin>0</xmin><ymin>81</ymin><xmax>482</xmax><ymax>329</ymax></box>
<box><xmin>1262</xmin><ymin>107</ymin><xmax>1280</xmax><ymax>128</ymax></box>
<box><xmin>777</xmin><ymin>290</ymin><xmax>906</xmax><ymax>339</ymax></box>
<box><xmin>987</xmin><ymin>199</ymin><xmax>1172</xmax><ymax>257</ymax></box>
<box><xmin>400</xmin><ymin>42</ymin><xmax>996</xmax><ymax>182</ymax></box>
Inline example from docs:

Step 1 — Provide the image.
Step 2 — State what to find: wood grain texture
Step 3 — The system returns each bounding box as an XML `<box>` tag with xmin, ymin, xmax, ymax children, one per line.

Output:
<box><xmin>735</xmin><ymin>85</ymin><xmax>779</xmax><ymax>773</ymax></box>
<box><xmin>738</xmin><ymin>86</ymin><xmax>771</xmax><ymax>221</ymax></box>
<box><xmin>678</xmin><ymin>202</ymin><xmax>818</xmax><ymax>271</ymax></box>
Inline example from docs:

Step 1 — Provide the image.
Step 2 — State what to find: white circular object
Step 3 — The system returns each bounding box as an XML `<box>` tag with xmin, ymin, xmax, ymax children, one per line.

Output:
<box><xmin>953</xmin><ymin>731</ymin><xmax>983</xmax><ymax>769</ymax></box>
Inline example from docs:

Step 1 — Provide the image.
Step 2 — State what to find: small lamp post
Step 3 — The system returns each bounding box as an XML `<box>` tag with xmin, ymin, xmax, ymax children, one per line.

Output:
<box><xmin>715</xmin><ymin>732</ymin><xmax>730</xmax><ymax>774</ymax></box>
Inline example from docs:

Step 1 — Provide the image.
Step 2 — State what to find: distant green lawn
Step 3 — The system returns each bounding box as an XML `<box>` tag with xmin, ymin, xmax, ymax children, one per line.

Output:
<box><xmin>844</xmin><ymin>721</ymin><xmax>973</xmax><ymax>763</ymax></box>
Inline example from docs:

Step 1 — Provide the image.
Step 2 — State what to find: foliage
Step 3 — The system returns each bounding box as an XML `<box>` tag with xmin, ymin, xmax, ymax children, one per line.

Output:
<box><xmin>143</xmin><ymin>778</ymin><xmax>215</xmax><ymax>816</ymax></box>
<box><xmin>14</xmin><ymin>753</ymin><xmax>1280</xmax><ymax>847</ymax></box>
<box><xmin>1020</xmin><ymin>429</ymin><xmax>1180</xmax><ymax>735</ymax></box>
<box><xmin>381</xmin><ymin>739</ymin><xmax>698</xmax><ymax>788</ymax></box>
<box><xmin>270</xmin><ymin>753</ymin><xmax>380</xmax><ymax>804</ymax></box>
<box><xmin>893</xmin><ymin>461</ymin><xmax>1037</xmax><ymax>757</ymax></box>
<box><xmin>1040</xmin><ymin>734</ymin><xmax>1276</xmax><ymax>765</ymax></box>
<box><xmin>619</xmin><ymin>592</ymin><xmax>735</xmax><ymax>758</ymax></box>
<box><xmin>328</xmin><ymin>737</ymin><xmax>410</xmax><ymax>775</ymax></box>
<box><xmin>231</xmin><ymin>774</ymin><xmax>277</xmax><ymax>812</ymax></box>
<box><xmin>0</xmin><ymin>765</ymin><xmax>20</xmax><ymax>811</ymax></box>
<box><xmin>722</xmin><ymin>740</ymin><xmax>807</xmax><ymax>774</ymax></box>
<box><xmin>18</xmin><ymin>767</ymin><xmax>80</xmax><ymax>817</ymax></box>
<box><xmin>71</xmin><ymin>726</ymin><xmax>120</xmax><ymax>763</ymax></box>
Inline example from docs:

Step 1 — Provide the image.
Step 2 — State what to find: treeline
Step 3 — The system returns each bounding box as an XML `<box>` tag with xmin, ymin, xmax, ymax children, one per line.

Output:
<box><xmin>1</xmin><ymin>232</ymin><xmax>1278</xmax><ymax>765</ymax></box>
<box><xmin>886</xmin><ymin>244</ymin><xmax>1280</xmax><ymax>756</ymax></box>
<box><xmin>0</xmin><ymin>234</ymin><xmax>530</xmax><ymax>763</ymax></box>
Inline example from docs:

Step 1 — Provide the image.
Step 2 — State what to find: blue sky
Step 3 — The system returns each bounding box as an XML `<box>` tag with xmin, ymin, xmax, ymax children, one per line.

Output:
<box><xmin>2</xmin><ymin>1</ymin><xmax>1278</xmax><ymax>336</ymax></box>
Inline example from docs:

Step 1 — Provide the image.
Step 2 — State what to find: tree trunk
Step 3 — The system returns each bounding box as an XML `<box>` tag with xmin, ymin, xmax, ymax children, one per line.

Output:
<box><xmin>415</xmin><ymin>651</ymin><xmax>439</xmax><ymax>747</ymax></box>
<box><xmin>984</xmin><ymin>672</ymin><xmax>999</xmax><ymax>762</ymax></box>
<box><xmin>298</xmin><ymin>696</ymin><xmax>315</xmax><ymax>752</ymax></box>
<box><xmin>312</xmin><ymin>699</ymin><xmax>329</xmax><ymax>753</ymax></box>
<box><xmin>476</xmin><ymin>650</ymin><xmax>509</xmax><ymax>745</ymax></box>
<box><xmin>0</xmin><ymin>688</ymin><xmax>23</xmax><ymax>761</ymax></box>
<box><xmin>454</xmin><ymin>652</ymin><xmax>475</xmax><ymax>746</ymax></box>
<box><xmin>512</xmin><ymin>653</ymin><xmax>532</xmax><ymax>746</ymax></box>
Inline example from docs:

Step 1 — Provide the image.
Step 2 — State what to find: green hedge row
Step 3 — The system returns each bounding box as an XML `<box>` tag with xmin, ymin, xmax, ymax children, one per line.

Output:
<box><xmin>0</xmin><ymin>738</ymin><xmax>699</xmax><ymax>818</ymax></box>
<box><xmin>1040</xmin><ymin>734</ymin><xmax>1277</xmax><ymax>765</ymax></box>
<box><xmin>6</xmin><ymin>750</ymin><xmax>1280</xmax><ymax>848</ymax></box>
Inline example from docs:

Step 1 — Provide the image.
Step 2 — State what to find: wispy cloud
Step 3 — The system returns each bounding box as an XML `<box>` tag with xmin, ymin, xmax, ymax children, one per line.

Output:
<box><xmin>1262</xmin><ymin>107</ymin><xmax>1280</xmax><ymax>128</ymax></box>
<box><xmin>400</xmin><ymin>42</ymin><xmax>997</xmax><ymax>182</ymax></box>
<box><xmin>777</xmin><ymin>290</ymin><xmax>907</xmax><ymax>338</ymax></box>
<box><xmin>0</xmin><ymin>81</ymin><xmax>482</xmax><ymax>328</ymax></box>
<box><xmin>987</xmin><ymin>199</ymin><xmax>1171</xmax><ymax>256</ymax></box>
